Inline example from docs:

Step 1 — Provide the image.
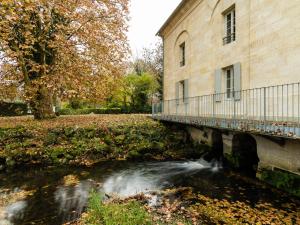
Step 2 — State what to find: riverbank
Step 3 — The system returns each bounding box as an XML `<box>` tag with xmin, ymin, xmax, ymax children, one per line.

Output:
<box><xmin>77</xmin><ymin>182</ymin><xmax>300</xmax><ymax>225</ymax></box>
<box><xmin>78</xmin><ymin>187</ymin><xmax>300</xmax><ymax>225</ymax></box>
<box><xmin>0</xmin><ymin>115</ymin><xmax>206</xmax><ymax>170</ymax></box>
<box><xmin>1</xmin><ymin>160</ymin><xmax>299</xmax><ymax>224</ymax></box>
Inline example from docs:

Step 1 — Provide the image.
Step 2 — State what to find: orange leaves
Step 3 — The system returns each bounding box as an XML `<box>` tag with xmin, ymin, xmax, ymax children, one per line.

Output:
<box><xmin>0</xmin><ymin>0</ymin><xmax>130</xmax><ymax>106</ymax></box>
<box><xmin>0</xmin><ymin>114</ymin><xmax>151</xmax><ymax>129</ymax></box>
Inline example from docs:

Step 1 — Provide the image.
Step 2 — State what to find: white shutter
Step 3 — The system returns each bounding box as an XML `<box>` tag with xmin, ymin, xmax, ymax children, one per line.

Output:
<box><xmin>184</xmin><ymin>79</ymin><xmax>189</xmax><ymax>103</ymax></box>
<box><xmin>175</xmin><ymin>82</ymin><xmax>179</xmax><ymax>105</ymax></box>
<box><xmin>215</xmin><ymin>69</ymin><xmax>222</xmax><ymax>102</ymax></box>
<box><xmin>234</xmin><ymin>62</ymin><xmax>241</xmax><ymax>100</ymax></box>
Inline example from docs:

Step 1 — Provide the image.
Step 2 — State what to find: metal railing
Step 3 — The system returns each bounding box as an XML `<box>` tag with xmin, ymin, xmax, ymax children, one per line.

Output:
<box><xmin>223</xmin><ymin>32</ymin><xmax>236</xmax><ymax>45</ymax></box>
<box><xmin>152</xmin><ymin>82</ymin><xmax>300</xmax><ymax>138</ymax></box>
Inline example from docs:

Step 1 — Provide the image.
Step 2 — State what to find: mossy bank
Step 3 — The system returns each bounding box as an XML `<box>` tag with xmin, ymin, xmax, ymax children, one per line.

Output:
<box><xmin>0</xmin><ymin>115</ymin><xmax>207</xmax><ymax>170</ymax></box>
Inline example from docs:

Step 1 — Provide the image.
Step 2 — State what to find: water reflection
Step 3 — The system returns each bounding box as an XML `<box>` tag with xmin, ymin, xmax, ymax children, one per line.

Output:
<box><xmin>0</xmin><ymin>159</ymin><xmax>298</xmax><ymax>225</ymax></box>
<box><xmin>0</xmin><ymin>200</ymin><xmax>27</xmax><ymax>225</ymax></box>
<box><xmin>54</xmin><ymin>181</ymin><xmax>91</xmax><ymax>222</ymax></box>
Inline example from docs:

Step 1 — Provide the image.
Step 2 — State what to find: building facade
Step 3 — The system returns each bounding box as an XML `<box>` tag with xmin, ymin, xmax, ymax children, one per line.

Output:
<box><xmin>160</xmin><ymin>0</ymin><xmax>300</xmax><ymax>100</ymax></box>
<box><xmin>158</xmin><ymin>0</ymin><xmax>300</xmax><ymax>121</ymax></box>
<box><xmin>154</xmin><ymin>0</ymin><xmax>300</xmax><ymax>178</ymax></box>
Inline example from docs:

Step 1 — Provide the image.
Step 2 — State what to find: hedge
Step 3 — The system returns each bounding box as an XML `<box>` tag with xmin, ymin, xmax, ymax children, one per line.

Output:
<box><xmin>0</xmin><ymin>102</ymin><xmax>28</xmax><ymax>117</ymax></box>
<box><xmin>59</xmin><ymin>107</ymin><xmax>122</xmax><ymax>115</ymax></box>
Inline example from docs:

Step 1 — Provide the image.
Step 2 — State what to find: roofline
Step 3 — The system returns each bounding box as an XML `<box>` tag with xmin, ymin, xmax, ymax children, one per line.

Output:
<box><xmin>156</xmin><ymin>0</ymin><xmax>188</xmax><ymax>37</ymax></box>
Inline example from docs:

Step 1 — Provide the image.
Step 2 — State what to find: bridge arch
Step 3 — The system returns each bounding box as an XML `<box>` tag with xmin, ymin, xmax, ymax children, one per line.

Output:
<box><xmin>211</xmin><ymin>129</ymin><xmax>223</xmax><ymax>159</ymax></box>
<box><xmin>232</xmin><ymin>133</ymin><xmax>259</xmax><ymax>176</ymax></box>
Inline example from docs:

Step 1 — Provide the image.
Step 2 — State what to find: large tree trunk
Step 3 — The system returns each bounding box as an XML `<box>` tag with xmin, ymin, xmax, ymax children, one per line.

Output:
<box><xmin>30</xmin><ymin>86</ymin><xmax>56</xmax><ymax>120</ymax></box>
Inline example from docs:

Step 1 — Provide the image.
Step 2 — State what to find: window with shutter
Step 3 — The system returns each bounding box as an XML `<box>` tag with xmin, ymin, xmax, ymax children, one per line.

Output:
<box><xmin>225</xmin><ymin>67</ymin><xmax>234</xmax><ymax>99</ymax></box>
<box><xmin>220</xmin><ymin>63</ymin><xmax>241</xmax><ymax>100</ymax></box>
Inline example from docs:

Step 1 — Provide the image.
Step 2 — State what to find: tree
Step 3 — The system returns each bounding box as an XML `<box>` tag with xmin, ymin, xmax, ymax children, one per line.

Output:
<box><xmin>0</xmin><ymin>0</ymin><xmax>129</xmax><ymax>119</ymax></box>
<box><xmin>138</xmin><ymin>42</ymin><xmax>163</xmax><ymax>99</ymax></box>
<box><xmin>107</xmin><ymin>73</ymin><xmax>158</xmax><ymax>112</ymax></box>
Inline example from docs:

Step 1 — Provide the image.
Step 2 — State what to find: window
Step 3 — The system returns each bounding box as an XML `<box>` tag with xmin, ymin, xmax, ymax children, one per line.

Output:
<box><xmin>223</xmin><ymin>7</ymin><xmax>235</xmax><ymax>45</ymax></box>
<box><xmin>179</xmin><ymin>42</ymin><xmax>185</xmax><ymax>67</ymax></box>
<box><xmin>178</xmin><ymin>80</ymin><xmax>185</xmax><ymax>101</ymax></box>
<box><xmin>176</xmin><ymin>79</ymin><xmax>189</xmax><ymax>103</ymax></box>
<box><xmin>225</xmin><ymin>67</ymin><xmax>234</xmax><ymax>99</ymax></box>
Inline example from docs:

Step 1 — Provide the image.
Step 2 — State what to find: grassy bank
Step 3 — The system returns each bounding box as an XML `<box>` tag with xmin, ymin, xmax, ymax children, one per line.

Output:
<box><xmin>0</xmin><ymin>115</ymin><xmax>205</xmax><ymax>170</ymax></box>
<box><xmin>78</xmin><ymin>187</ymin><xmax>299</xmax><ymax>225</ymax></box>
<box><xmin>82</xmin><ymin>192</ymin><xmax>152</xmax><ymax>225</ymax></box>
<box><xmin>79</xmin><ymin>192</ymin><xmax>192</xmax><ymax>225</ymax></box>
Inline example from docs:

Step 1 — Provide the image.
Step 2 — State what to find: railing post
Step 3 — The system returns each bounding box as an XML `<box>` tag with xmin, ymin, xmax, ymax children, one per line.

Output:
<box><xmin>213</xmin><ymin>94</ymin><xmax>216</xmax><ymax>118</ymax></box>
<box><xmin>197</xmin><ymin>96</ymin><xmax>200</xmax><ymax>117</ymax></box>
<box><xmin>185</xmin><ymin>100</ymin><xmax>188</xmax><ymax>123</ymax></box>
<box><xmin>233</xmin><ymin>91</ymin><xmax>236</xmax><ymax>124</ymax></box>
<box><xmin>176</xmin><ymin>100</ymin><xmax>178</xmax><ymax>117</ymax></box>
<box><xmin>264</xmin><ymin>87</ymin><xmax>267</xmax><ymax>130</ymax></box>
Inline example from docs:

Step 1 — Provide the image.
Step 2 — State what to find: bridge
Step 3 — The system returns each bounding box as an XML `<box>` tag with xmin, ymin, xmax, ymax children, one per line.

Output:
<box><xmin>152</xmin><ymin>81</ymin><xmax>300</xmax><ymax>185</ymax></box>
<box><xmin>153</xmin><ymin>82</ymin><xmax>300</xmax><ymax>139</ymax></box>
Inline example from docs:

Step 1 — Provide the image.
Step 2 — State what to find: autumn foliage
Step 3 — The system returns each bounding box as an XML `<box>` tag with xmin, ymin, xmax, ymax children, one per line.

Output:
<box><xmin>0</xmin><ymin>0</ymin><xmax>129</xmax><ymax>119</ymax></box>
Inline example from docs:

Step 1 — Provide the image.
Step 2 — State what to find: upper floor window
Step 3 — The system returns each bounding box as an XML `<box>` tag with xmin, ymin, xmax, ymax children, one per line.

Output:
<box><xmin>223</xmin><ymin>7</ymin><xmax>236</xmax><ymax>45</ymax></box>
<box><xmin>179</xmin><ymin>42</ymin><xmax>185</xmax><ymax>67</ymax></box>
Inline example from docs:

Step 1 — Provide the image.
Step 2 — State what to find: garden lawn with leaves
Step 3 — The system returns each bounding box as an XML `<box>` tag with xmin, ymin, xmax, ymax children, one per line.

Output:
<box><xmin>0</xmin><ymin>115</ymin><xmax>205</xmax><ymax>169</ymax></box>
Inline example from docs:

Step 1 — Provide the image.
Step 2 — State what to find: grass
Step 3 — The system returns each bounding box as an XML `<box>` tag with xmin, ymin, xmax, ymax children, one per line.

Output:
<box><xmin>84</xmin><ymin>192</ymin><xmax>152</xmax><ymax>225</ymax></box>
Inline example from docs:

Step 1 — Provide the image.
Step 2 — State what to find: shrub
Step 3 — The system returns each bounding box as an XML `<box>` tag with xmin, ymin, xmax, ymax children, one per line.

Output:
<box><xmin>59</xmin><ymin>107</ymin><xmax>122</xmax><ymax>115</ymax></box>
<box><xmin>0</xmin><ymin>102</ymin><xmax>28</xmax><ymax>117</ymax></box>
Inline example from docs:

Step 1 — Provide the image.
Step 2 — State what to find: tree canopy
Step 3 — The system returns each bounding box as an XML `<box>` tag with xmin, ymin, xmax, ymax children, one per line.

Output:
<box><xmin>133</xmin><ymin>42</ymin><xmax>163</xmax><ymax>99</ymax></box>
<box><xmin>107</xmin><ymin>72</ymin><xmax>158</xmax><ymax>112</ymax></box>
<box><xmin>0</xmin><ymin>0</ymin><xmax>129</xmax><ymax>119</ymax></box>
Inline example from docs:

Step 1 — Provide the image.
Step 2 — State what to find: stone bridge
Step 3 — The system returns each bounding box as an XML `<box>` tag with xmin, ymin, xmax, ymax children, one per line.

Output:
<box><xmin>152</xmin><ymin>82</ymin><xmax>300</xmax><ymax>184</ymax></box>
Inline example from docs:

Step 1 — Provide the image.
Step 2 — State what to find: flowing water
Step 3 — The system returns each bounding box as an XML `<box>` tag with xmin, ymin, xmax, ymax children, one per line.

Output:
<box><xmin>0</xmin><ymin>160</ymin><xmax>298</xmax><ymax>225</ymax></box>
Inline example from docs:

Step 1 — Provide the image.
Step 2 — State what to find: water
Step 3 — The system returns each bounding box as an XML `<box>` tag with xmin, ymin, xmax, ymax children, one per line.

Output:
<box><xmin>0</xmin><ymin>160</ymin><xmax>298</xmax><ymax>225</ymax></box>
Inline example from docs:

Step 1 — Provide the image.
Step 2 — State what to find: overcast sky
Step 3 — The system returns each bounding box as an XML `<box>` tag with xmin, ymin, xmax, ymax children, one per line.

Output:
<box><xmin>128</xmin><ymin>0</ymin><xmax>181</xmax><ymax>57</ymax></box>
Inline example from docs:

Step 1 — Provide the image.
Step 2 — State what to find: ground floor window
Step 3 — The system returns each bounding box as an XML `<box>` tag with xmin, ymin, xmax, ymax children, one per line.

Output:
<box><xmin>224</xmin><ymin>66</ymin><xmax>234</xmax><ymax>99</ymax></box>
<box><xmin>176</xmin><ymin>79</ymin><xmax>189</xmax><ymax>103</ymax></box>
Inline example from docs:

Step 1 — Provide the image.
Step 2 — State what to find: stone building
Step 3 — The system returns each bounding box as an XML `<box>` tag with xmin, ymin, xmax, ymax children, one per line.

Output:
<box><xmin>158</xmin><ymin>0</ymin><xmax>300</xmax><ymax>101</ymax></box>
<box><xmin>154</xmin><ymin>0</ymin><xmax>300</xmax><ymax>186</ymax></box>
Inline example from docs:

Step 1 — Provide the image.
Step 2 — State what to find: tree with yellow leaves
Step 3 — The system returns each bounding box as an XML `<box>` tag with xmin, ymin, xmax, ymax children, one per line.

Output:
<box><xmin>0</xmin><ymin>0</ymin><xmax>129</xmax><ymax>119</ymax></box>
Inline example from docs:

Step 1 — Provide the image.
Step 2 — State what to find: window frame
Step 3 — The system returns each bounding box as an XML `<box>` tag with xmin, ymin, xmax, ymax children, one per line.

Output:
<box><xmin>179</xmin><ymin>42</ymin><xmax>186</xmax><ymax>67</ymax></box>
<box><xmin>224</xmin><ymin>66</ymin><xmax>234</xmax><ymax>99</ymax></box>
<box><xmin>179</xmin><ymin>80</ymin><xmax>185</xmax><ymax>101</ymax></box>
<box><xmin>223</xmin><ymin>6</ymin><xmax>236</xmax><ymax>45</ymax></box>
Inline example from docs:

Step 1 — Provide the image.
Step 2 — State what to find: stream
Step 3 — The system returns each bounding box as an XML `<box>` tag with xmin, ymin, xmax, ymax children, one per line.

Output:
<box><xmin>0</xmin><ymin>159</ymin><xmax>299</xmax><ymax>225</ymax></box>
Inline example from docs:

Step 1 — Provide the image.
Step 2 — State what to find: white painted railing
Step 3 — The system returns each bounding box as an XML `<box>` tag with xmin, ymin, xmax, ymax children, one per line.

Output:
<box><xmin>153</xmin><ymin>82</ymin><xmax>300</xmax><ymax>138</ymax></box>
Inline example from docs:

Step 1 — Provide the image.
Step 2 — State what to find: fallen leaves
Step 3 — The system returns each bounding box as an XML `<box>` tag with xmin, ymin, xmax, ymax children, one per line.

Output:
<box><xmin>63</xmin><ymin>175</ymin><xmax>80</xmax><ymax>186</ymax></box>
<box><xmin>121</xmin><ymin>187</ymin><xmax>299</xmax><ymax>225</ymax></box>
<box><xmin>0</xmin><ymin>114</ymin><xmax>152</xmax><ymax>129</ymax></box>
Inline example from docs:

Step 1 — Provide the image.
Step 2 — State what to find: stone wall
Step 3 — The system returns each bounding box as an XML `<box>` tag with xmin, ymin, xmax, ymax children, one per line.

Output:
<box><xmin>186</xmin><ymin>125</ymin><xmax>300</xmax><ymax>195</ymax></box>
<box><xmin>161</xmin><ymin>0</ymin><xmax>300</xmax><ymax>100</ymax></box>
<box><xmin>254</xmin><ymin>135</ymin><xmax>300</xmax><ymax>176</ymax></box>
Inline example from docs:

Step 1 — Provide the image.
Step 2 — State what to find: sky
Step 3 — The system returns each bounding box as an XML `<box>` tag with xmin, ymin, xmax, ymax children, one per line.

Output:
<box><xmin>128</xmin><ymin>0</ymin><xmax>181</xmax><ymax>57</ymax></box>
